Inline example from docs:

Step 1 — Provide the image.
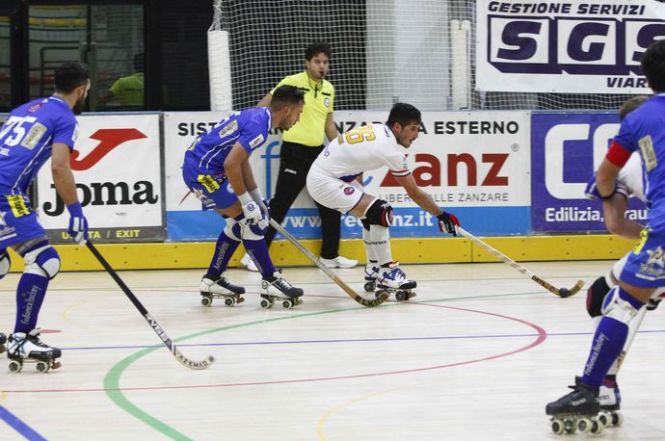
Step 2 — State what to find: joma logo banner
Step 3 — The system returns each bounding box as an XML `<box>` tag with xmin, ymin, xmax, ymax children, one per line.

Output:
<box><xmin>476</xmin><ymin>0</ymin><xmax>665</xmax><ymax>94</ymax></box>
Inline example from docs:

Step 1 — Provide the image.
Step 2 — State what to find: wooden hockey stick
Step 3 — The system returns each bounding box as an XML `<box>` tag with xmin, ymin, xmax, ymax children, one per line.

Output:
<box><xmin>269</xmin><ymin>219</ymin><xmax>388</xmax><ymax>307</ymax></box>
<box><xmin>457</xmin><ymin>227</ymin><xmax>584</xmax><ymax>298</ymax></box>
<box><xmin>86</xmin><ymin>241</ymin><xmax>215</xmax><ymax>370</ymax></box>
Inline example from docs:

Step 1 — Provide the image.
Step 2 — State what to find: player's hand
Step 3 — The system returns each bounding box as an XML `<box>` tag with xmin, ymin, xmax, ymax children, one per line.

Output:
<box><xmin>66</xmin><ymin>202</ymin><xmax>88</xmax><ymax>244</ymax></box>
<box><xmin>437</xmin><ymin>211</ymin><xmax>459</xmax><ymax>236</ymax></box>
<box><xmin>584</xmin><ymin>174</ymin><xmax>624</xmax><ymax>200</ymax></box>
<box><xmin>241</xmin><ymin>200</ymin><xmax>262</xmax><ymax>225</ymax></box>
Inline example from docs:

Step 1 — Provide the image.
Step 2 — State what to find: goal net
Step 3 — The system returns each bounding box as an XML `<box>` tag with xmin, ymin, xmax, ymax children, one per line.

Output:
<box><xmin>208</xmin><ymin>0</ymin><xmax>657</xmax><ymax>111</ymax></box>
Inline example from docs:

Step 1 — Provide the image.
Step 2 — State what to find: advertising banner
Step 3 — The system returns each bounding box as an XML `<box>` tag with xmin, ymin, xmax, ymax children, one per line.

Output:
<box><xmin>36</xmin><ymin>114</ymin><xmax>164</xmax><ymax>242</ymax></box>
<box><xmin>164</xmin><ymin>111</ymin><xmax>531</xmax><ymax>241</ymax></box>
<box><xmin>531</xmin><ymin>112</ymin><xmax>647</xmax><ymax>233</ymax></box>
<box><xmin>476</xmin><ymin>0</ymin><xmax>665</xmax><ymax>93</ymax></box>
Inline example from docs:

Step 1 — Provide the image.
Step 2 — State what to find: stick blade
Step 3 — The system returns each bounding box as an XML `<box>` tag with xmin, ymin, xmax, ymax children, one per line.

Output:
<box><xmin>355</xmin><ymin>291</ymin><xmax>389</xmax><ymax>307</ymax></box>
<box><xmin>558</xmin><ymin>280</ymin><xmax>585</xmax><ymax>298</ymax></box>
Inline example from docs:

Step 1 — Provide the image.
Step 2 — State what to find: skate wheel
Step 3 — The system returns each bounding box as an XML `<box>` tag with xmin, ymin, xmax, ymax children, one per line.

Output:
<box><xmin>564</xmin><ymin>418</ymin><xmax>577</xmax><ymax>434</ymax></box>
<box><xmin>36</xmin><ymin>361</ymin><xmax>49</xmax><ymax>373</ymax></box>
<box><xmin>590</xmin><ymin>419</ymin><xmax>604</xmax><ymax>435</ymax></box>
<box><xmin>597</xmin><ymin>412</ymin><xmax>609</xmax><ymax>427</ymax></box>
<box><xmin>551</xmin><ymin>418</ymin><xmax>564</xmax><ymax>435</ymax></box>
<box><xmin>224</xmin><ymin>297</ymin><xmax>235</xmax><ymax>307</ymax></box>
<box><xmin>8</xmin><ymin>360</ymin><xmax>22</xmax><ymax>373</ymax></box>
<box><xmin>260</xmin><ymin>298</ymin><xmax>273</xmax><ymax>309</ymax></box>
<box><xmin>611</xmin><ymin>412</ymin><xmax>623</xmax><ymax>427</ymax></box>
<box><xmin>201</xmin><ymin>295</ymin><xmax>212</xmax><ymax>307</ymax></box>
<box><xmin>282</xmin><ymin>300</ymin><xmax>293</xmax><ymax>309</ymax></box>
<box><xmin>364</xmin><ymin>281</ymin><xmax>375</xmax><ymax>292</ymax></box>
<box><xmin>577</xmin><ymin>418</ymin><xmax>591</xmax><ymax>433</ymax></box>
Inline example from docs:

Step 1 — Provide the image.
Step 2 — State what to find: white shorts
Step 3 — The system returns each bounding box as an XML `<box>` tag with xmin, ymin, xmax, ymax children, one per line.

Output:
<box><xmin>306</xmin><ymin>168</ymin><xmax>364</xmax><ymax>213</ymax></box>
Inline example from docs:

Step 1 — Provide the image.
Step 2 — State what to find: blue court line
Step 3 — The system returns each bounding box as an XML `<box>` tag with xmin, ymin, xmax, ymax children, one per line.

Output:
<box><xmin>0</xmin><ymin>406</ymin><xmax>47</xmax><ymax>440</ymax></box>
<box><xmin>58</xmin><ymin>328</ymin><xmax>665</xmax><ymax>352</ymax></box>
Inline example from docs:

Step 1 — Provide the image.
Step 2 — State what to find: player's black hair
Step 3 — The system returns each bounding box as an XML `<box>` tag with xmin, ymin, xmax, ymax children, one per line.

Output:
<box><xmin>54</xmin><ymin>61</ymin><xmax>89</xmax><ymax>94</ymax></box>
<box><xmin>386</xmin><ymin>102</ymin><xmax>421</xmax><ymax>128</ymax></box>
<box><xmin>134</xmin><ymin>53</ymin><xmax>144</xmax><ymax>72</ymax></box>
<box><xmin>305</xmin><ymin>41</ymin><xmax>331</xmax><ymax>61</ymax></box>
<box><xmin>641</xmin><ymin>39</ymin><xmax>665</xmax><ymax>93</ymax></box>
<box><xmin>619</xmin><ymin>95</ymin><xmax>649</xmax><ymax>121</ymax></box>
<box><xmin>271</xmin><ymin>85</ymin><xmax>305</xmax><ymax>108</ymax></box>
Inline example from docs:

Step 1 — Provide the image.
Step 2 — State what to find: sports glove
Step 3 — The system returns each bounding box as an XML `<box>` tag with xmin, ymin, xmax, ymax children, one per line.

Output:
<box><xmin>241</xmin><ymin>200</ymin><xmax>262</xmax><ymax>225</ymax></box>
<box><xmin>584</xmin><ymin>174</ymin><xmax>628</xmax><ymax>200</ymax></box>
<box><xmin>66</xmin><ymin>202</ymin><xmax>88</xmax><ymax>244</ymax></box>
<box><xmin>646</xmin><ymin>298</ymin><xmax>661</xmax><ymax>311</ymax></box>
<box><xmin>248</xmin><ymin>188</ymin><xmax>270</xmax><ymax>219</ymax></box>
<box><xmin>437</xmin><ymin>211</ymin><xmax>460</xmax><ymax>236</ymax></box>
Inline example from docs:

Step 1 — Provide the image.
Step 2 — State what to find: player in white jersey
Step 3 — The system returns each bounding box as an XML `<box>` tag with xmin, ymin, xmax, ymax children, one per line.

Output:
<box><xmin>306</xmin><ymin>103</ymin><xmax>460</xmax><ymax>297</ymax></box>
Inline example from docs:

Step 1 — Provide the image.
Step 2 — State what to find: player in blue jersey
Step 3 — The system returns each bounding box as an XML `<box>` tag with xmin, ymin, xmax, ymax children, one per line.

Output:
<box><xmin>182</xmin><ymin>85</ymin><xmax>306</xmax><ymax>308</ymax></box>
<box><xmin>546</xmin><ymin>40</ymin><xmax>665</xmax><ymax>433</ymax></box>
<box><xmin>0</xmin><ymin>62</ymin><xmax>90</xmax><ymax>372</ymax></box>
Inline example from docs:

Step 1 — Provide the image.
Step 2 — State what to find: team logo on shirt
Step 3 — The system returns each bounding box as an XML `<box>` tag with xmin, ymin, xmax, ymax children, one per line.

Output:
<box><xmin>249</xmin><ymin>134</ymin><xmax>265</xmax><ymax>148</ymax></box>
<box><xmin>324</xmin><ymin>98</ymin><xmax>330</xmax><ymax>108</ymax></box>
<box><xmin>344</xmin><ymin>186</ymin><xmax>355</xmax><ymax>196</ymax></box>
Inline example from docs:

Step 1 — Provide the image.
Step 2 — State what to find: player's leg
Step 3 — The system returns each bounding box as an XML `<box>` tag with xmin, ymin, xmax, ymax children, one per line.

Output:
<box><xmin>354</xmin><ymin>196</ymin><xmax>415</xmax><ymax>293</ymax></box>
<box><xmin>8</xmin><ymin>238</ymin><xmax>62</xmax><ymax>369</ymax></box>
<box><xmin>183</xmin><ymin>174</ymin><xmax>247</xmax><ymax>302</ymax></box>
<box><xmin>0</xmin><ymin>248</ymin><xmax>9</xmax><ymax>352</ymax></box>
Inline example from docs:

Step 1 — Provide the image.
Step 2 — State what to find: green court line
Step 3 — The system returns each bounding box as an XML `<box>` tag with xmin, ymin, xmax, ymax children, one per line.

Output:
<box><xmin>103</xmin><ymin>290</ymin><xmax>547</xmax><ymax>440</ymax></box>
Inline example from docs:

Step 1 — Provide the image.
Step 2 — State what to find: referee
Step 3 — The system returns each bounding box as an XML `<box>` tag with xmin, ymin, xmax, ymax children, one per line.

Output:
<box><xmin>241</xmin><ymin>42</ymin><xmax>357</xmax><ymax>271</ymax></box>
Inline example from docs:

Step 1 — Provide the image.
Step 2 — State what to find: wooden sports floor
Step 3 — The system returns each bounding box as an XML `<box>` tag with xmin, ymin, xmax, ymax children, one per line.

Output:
<box><xmin>0</xmin><ymin>260</ymin><xmax>663</xmax><ymax>440</ymax></box>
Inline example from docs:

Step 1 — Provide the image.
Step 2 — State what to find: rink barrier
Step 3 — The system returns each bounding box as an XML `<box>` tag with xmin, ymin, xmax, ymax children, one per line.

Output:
<box><xmin>4</xmin><ymin>234</ymin><xmax>635</xmax><ymax>272</ymax></box>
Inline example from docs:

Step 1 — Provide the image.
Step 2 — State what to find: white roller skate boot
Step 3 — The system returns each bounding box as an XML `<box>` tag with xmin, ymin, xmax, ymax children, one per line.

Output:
<box><xmin>7</xmin><ymin>329</ymin><xmax>61</xmax><ymax>373</ymax></box>
<box><xmin>200</xmin><ymin>274</ymin><xmax>246</xmax><ymax>307</ymax></box>
<box><xmin>0</xmin><ymin>332</ymin><xmax>6</xmax><ymax>354</ymax></box>
<box><xmin>363</xmin><ymin>261</ymin><xmax>380</xmax><ymax>293</ymax></box>
<box><xmin>260</xmin><ymin>272</ymin><xmax>303</xmax><ymax>309</ymax></box>
<box><xmin>377</xmin><ymin>262</ymin><xmax>417</xmax><ymax>301</ymax></box>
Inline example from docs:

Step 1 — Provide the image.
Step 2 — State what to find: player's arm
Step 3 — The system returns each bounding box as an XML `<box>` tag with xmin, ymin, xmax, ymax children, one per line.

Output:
<box><xmin>51</xmin><ymin>143</ymin><xmax>79</xmax><ymax>205</ymax></box>
<box><xmin>240</xmin><ymin>159</ymin><xmax>258</xmax><ymax>193</ymax></box>
<box><xmin>596</xmin><ymin>157</ymin><xmax>622</xmax><ymax>197</ymax></box>
<box><xmin>223</xmin><ymin>142</ymin><xmax>249</xmax><ymax>196</ymax></box>
<box><xmin>602</xmin><ymin>194</ymin><xmax>643</xmax><ymax>240</ymax></box>
<box><xmin>324</xmin><ymin>112</ymin><xmax>338</xmax><ymax>142</ymax></box>
<box><xmin>394</xmin><ymin>174</ymin><xmax>442</xmax><ymax>217</ymax></box>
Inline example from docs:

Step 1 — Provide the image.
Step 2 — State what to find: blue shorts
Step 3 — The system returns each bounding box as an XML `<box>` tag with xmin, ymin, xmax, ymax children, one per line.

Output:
<box><xmin>0</xmin><ymin>193</ymin><xmax>46</xmax><ymax>248</ymax></box>
<box><xmin>181</xmin><ymin>162</ymin><xmax>238</xmax><ymax>210</ymax></box>
<box><xmin>620</xmin><ymin>228</ymin><xmax>665</xmax><ymax>288</ymax></box>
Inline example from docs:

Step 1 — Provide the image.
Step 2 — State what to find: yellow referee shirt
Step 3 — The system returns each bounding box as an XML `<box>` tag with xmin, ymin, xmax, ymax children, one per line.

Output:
<box><xmin>271</xmin><ymin>71</ymin><xmax>335</xmax><ymax>147</ymax></box>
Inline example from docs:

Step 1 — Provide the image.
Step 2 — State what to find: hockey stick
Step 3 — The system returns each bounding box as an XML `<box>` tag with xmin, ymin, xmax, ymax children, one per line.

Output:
<box><xmin>85</xmin><ymin>241</ymin><xmax>215</xmax><ymax>370</ymax></box>
<box><xmin>268</xmin><ymin>218</ymin><xmax>388</xmax><ymax>307</ymax></box>
<box><xmin>457</xmin><ymin>227</ymin><xmax>584</xmax><ymax>298</ymax></box>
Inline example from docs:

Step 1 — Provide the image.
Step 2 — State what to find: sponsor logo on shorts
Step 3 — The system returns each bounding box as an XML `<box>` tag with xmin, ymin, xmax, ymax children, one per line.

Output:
<box><xmin>344</xmin><ymin>186</ymin><xmax>355</xmax><ymax>196</ymax></box>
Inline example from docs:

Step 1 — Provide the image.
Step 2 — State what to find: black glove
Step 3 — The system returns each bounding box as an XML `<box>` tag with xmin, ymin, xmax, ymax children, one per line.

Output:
<box><xmin>437</xmin><ymin>211</ymin><xmax>460</xmax><ymax>236</ymax></box>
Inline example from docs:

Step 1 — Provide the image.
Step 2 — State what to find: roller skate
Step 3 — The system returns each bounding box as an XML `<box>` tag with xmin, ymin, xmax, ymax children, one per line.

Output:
<box><xmin>376</xmin><ymin>262</ymin><xmax>417</xmax><ymax>301</ymax></box>
<box><xmin>0</xmin><ymin>332</ymin><xmax>6</xmax><ymax>354</ymax></box>
<box><xmin>363</xmin><ymin>261</ymin><xmax>380</xmax><ymax>292</ymax></box>
<box><xmin>7</xmin><ymin>329</ymin><xmax>61</xmax><ymax>373</ymax></box>
<box><xmin>200</xmin><ymin>274</ymin><xmax>246</xmax><ymax>307</ymax></box>
<box><xmin>546</xmin><ymin>381</ymin><xmax>604</xmax><ymax>435</ymax></box>
<box><xmin>260</xmin><ymin>272</ymin><xmax>303</xmax><ymax>309</ymax></box>
<box><xmin>576</xmin><ymin>375</ymin><xmax>622</xmax><ymax>427</ymax></box>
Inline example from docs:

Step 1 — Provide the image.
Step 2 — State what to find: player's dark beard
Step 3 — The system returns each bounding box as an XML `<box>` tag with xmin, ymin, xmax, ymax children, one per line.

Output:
<box><xmin>72</xmin><ymin>96</ymin><xmax>85</xmax><ymax>115</ymax></box>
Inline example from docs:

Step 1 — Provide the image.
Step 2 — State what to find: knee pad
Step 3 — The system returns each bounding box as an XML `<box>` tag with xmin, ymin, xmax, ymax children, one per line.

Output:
<box><xmin>223</xmin><ymin>216</ymin><xmax>241</xmax><ymax>242</ymax></box>
<box><xmin>0</xmin><ymin>250</ymin><xmax>10</xmax><ymax>279</ymax></box>
<box><xmin>240</xmin><ymin>216</ymin><xmax>268</xmax><ymax>241</ymax></box>
<box><xmin>586</xmin><ymin>276</ymin><xmax>612</xmax><ymax>317</ymax></box>
<box><xmin>23</xmin><ymin>244</ymin><xmax>60</xmax><ymax>280</ymax></box>
<box><xmin>601</xmin><ymin>286</ymin><xmax>643</xmax><ymax>325</ymax></box>
<box><xmin>362</xmin><ymin>199</ymin><xmax>393</xmax><ymax>230</ymax></box>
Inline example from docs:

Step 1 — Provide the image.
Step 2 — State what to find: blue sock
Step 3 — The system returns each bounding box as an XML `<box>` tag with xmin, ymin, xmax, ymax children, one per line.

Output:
<box><xmin>581</xmin><ymin>287</ymin><xmax>642</xmax><ymax>387</ymax></box>
<box><xmin>242</xmin><ymin>239</ymin><xmax>275</xmax><ymax>278</ymax></box>
<box><xmin>15</xmin><ymin>273</ymin><xmax>49</xmax><ymax>334</ymax></box>
<box><xmin>207</xmin><ymin>231</ymin><xmax>240</xmax><ymax>278</ymax></box>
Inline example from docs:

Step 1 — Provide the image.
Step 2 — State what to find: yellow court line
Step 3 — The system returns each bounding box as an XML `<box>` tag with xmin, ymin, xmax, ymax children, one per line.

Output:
<box><xmin>316</xmin><ymin>387</ymin><xmax>400</xmax><ymax>440</ymax></box>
